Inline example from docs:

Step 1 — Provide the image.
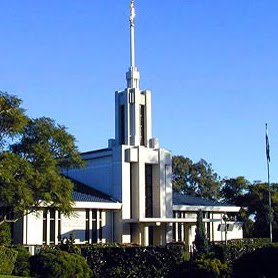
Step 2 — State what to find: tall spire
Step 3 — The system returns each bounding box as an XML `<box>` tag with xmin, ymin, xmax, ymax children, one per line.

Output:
<box><xmin>126</xmin><ymin>0</ymin><xmax>140</xmax><ymax>89</ymax></box>
<box><xmin>129</xmin><ymin>0</ymin><xmax>136</xmax><ymax>68</ymax></box>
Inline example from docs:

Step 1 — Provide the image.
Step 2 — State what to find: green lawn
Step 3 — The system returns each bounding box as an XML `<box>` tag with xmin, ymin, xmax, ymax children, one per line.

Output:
<box><xmin>0</xmin><ymin>275</ymin><xmax>29</xmax><ymax>278</ymax></box>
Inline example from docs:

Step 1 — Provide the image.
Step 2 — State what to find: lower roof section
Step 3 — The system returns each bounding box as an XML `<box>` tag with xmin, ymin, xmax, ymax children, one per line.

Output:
<box><xmin>173</xmin><ymin>192</ymin><xmax>241</xmax><ymax>212</ymax></box>
<box><xmin>64</xmin><ymin>176</ymin><xmax>121</xmax><ymax>209</ymax></box>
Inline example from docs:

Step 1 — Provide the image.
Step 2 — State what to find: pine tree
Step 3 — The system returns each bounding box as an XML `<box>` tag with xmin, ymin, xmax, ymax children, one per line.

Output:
<box><xmin>194</xmin><ymin>210</ymin><xmax>209</xmax><ymax>255</ymax></box>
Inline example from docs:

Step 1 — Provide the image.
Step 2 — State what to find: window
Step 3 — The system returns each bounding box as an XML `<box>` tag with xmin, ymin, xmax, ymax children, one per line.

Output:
<box><xmin>49</xmin><ymin>209</ymin><xmax>55</xmax><ymax>244</ymax></box>
<box><xmin>145</xmin><ymin>164</ymin><xmax>153</xmax><ymax>218</ymax></box>
<box><xmin>140</xmin><ymin>105</ymin><xmax>145</xmax><ymax>145</ymax></box>
<box><xmin>43</xmin><ymin>210</ymin><xmax>47</xmax><ymax>244</ymax></box>
<box><xmin>120</xmin><ymin>105</ymin><xmax>125</xmax><ymax>144</ymax></box>
<box><xmin>84</xmin><ymin>209</ymin><xmax>101</xmax><ymax>243</ymax></box>
<box><xmin>42</xmin><ymin>209</ymin><xmax>61</xmax><ymax>245</ymax></box>
<box><xmin>99</xmin><ymin>210</ymin><xmax>103</xmax><ymax>241</ymax></box>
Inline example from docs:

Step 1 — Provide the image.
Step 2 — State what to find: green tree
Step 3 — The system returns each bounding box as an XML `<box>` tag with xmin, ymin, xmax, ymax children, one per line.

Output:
<box><xmin>172</xmin><ymin>155</ymin><xmax>221</xmax><ymax>200</ymax></box>
<box><xmin>0</xmin><ymin>92</ymin><xmax>28</xmax><ymax>149</ymax></box>
<box><xmin>0</xmin><ymin>92</ymin><xmax>83</xmax><ymax>224</ymax></box>
<box><xmin>194</xmin><ymin>210</ymin><xmax>209</xmax><ymax>256</ymax></box>
<box><xmin>220</xmin><ymin>176</ymin><xmax>250</xmax><ymax>205</ymax></box>
<box><xmin>246</xmin><ymin>182</ymin><xmax>278</xmax><ymax>240</ymax></box>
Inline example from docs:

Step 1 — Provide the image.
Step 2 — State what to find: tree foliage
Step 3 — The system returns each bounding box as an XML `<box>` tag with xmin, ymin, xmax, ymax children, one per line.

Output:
<box><xmin>172</xmin><ymin>152</ymin><xmax>278</xmax><ymax>241</ymax></box>
<box><xmin>194</xmin><ymin>210</ymin><xmax>209</xmax><ymax>255</ymax></box>
<box><xmin>220</xmin><ymin>176</ymin><xmax>249</xmax><ymax>205</ymax></box>
<box><xmin>244</xmin><ymin>182</ymin><xmax>278</xmax><ymax>240</ymax></box>
<box><xmin>0</xmin><ymin>92</ymin><xmax>83</xmax><ymax>224</ymax></box>
<box><xmin>0</xmin><ymin>92</ymin><xmax>28</xmax><ymax>149</ymax></box>
<box><xmin>172</xmin><ymin>155</ymin><xmax>221</xmax><ymax>200</ymax></box>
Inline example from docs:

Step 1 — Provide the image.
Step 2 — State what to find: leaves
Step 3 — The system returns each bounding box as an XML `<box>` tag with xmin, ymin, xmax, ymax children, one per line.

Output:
<box><xmin>172</xmin><ymin>155</ymin><xmax>221</xmax><ymax>200</ymax></box>
<box><xmin>0</xmin><ymin>92</ymin><xmax>28</xmax><ymax>149</ymax></box>
<box><xmin>194</xmin><ymin>210</ymin><xmax>209</xmax><ymax>255</ymax></box>
<box><xmin>0</xmin><ymin>92</ymin><xmax>82</xmax><ymax>223</ymax></box>
<box><xmin>220</xmin><ymin>176</ymin><xmax>250</xmax><ymax>205</ymax></box>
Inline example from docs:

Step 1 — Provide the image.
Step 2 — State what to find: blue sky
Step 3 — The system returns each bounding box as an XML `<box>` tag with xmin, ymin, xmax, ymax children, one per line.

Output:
<box><xmin>1</xmin><ymin>0</ymin><xmax>277</xmax><ymax>183</ymax></box>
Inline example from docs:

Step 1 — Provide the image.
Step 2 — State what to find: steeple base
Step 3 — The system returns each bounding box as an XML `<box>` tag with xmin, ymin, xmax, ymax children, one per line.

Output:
<box><xmin>126</xmin><ymin>67</ymin><xmax>140</xmax><ymax>89</ymax></box>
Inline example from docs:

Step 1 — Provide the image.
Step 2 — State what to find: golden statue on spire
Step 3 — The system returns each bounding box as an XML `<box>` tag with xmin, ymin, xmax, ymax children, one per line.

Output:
<box><xmin>129</xmin><ymin>0</ymin><xmax>135</xmax><ymax>26</ymax></box>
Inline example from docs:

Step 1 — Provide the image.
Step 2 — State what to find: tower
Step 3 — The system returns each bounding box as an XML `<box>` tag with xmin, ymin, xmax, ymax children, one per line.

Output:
<box><xmin>115</xmin><ymin>0</ymin><xmax>153</xmax><ymax>148</ymax></box>
<box><xmin>112</xmin><ymin>0</ymin><xmax>172</xmax><ymax>245</ymax></box>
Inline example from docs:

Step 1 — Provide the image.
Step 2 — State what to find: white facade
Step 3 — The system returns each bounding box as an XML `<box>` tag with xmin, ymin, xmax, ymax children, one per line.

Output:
<box><xmin>12</xmin><ymin>1</ymin><xmax>243</xmax><ymax>248</ymax></box>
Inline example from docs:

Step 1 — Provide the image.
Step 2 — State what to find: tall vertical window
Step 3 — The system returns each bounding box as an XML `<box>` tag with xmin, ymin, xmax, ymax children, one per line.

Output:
<box><xmin>42</xmin><ymin>209</ymin><xmax>61</xmax><ymax>245</ymax></box>
<box><xmin>49</xmin><ymin>209</ymin><xmax>55</xmax><ymax>244</ymax></box>
<box><xmin>145</xmin><ymin>164</ymin><xmax>153</xmax><ymax>218</ymax></box>
<box><xmin>140</xmin><ymin>105</ymin><xmax>145</xmax><ymax>145</ymax></box>
<box><xmin>149</xmin><ymin>226</ymin><xmax>154</xmax><ymax>246</ymax></box>
<box><xmin>130</xmin><ymin>163</ymin><xmax>133</xmax><ymax>218</ymax></box>
<box><xmin>43</xmin><ymin>210</ymin><xmax>47</xmax><ymax>244</ymax></box>
<box><xmin>84</xmin><ymin>209</ymin><xmax>102</xmax><ymax>243</ymax></box>
<box><xmin>120</xmin><ymin>105</ymin><xmax>125</xmax><ymax>144</ymax></box>
<box><xmin>58</xmin><ymin>211</ymin><xmax>61</xmax><ymax>242</ymax></box>
<box><xmin>99</xmin><ymin>210</ymin><xmax>103</xmax><ymax>241</ymax></box>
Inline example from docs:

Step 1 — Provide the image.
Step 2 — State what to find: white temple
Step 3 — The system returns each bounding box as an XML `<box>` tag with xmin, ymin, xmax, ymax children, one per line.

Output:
<box><xmin>13</xmin><ymin>1</ymin><xmax>243</xmax><ymax>251</ymax></box>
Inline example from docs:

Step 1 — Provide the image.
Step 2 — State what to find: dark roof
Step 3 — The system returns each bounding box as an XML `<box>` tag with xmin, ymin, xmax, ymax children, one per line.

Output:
<box><xmin>173</xmin><ymin>192</ymin><xmax>232</xmax><ymax>207</ymax></box>
<box><xmin>67</xmin><ymin>177</ymin><xmax>117</xmax><ymax>203</ymax></box>
<box><xmin>72</xmin><ymin>191</ymin><xmax>114</xmax><ymax>203</ymax></box>
<box><xmin>80</xmin><ymin>148</ymin><xmax>111</xmax><ymax>156</ymax></box>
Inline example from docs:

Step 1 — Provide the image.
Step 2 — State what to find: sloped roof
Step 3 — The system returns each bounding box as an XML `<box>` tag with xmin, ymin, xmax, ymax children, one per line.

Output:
<box><xmin>66</xmin><ymin>177</ymin><xmax>117</xmax><ymax>203</ymax></box>
<box><xmin>173</xmin><ymin>192</ymin><xmax>232</xmax><ymax>207</ymax></box>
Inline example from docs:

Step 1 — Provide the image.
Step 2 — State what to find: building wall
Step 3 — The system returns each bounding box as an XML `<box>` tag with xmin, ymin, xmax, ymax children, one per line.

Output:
<box><xmin>173</xmin><ymin>210</ymin><xmax>243</xmax><ymax>250</ymax></box>
<box><xmin>15</xmin><ymin>208</ymin><xmax>114</xmax><ymax>245</ymax></box>
<box><xmin>65</xmin><ymin>150</ymin><xmax>116</xmax><ymax>199</ymax></box>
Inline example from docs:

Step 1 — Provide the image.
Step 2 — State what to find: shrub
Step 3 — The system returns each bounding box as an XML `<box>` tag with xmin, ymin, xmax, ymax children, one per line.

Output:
<box><xmin>213</xmin><ymin>239</ymin><xmax>275</xmax><ymax>265</ymax></box>
<box><xmin>0</xmin><ymin>246</ymin><xmax>18</xmax><ymax>275</ymax></box>
<box><xmin>232</xmin><ymin>246</ymin><xmax>278</xmax><ymax>278</ymax></box>
<box><xmin>81</xmin><ymin>244</ymin><xmax>184</xmax><ymax>277</ymax></box>
<box><xmin>0</xmin><ymin>223</ymin><xmax>11</xmax><ymax>245</ymax></box>
<box><xmin>30</xmin><ymin>249</ymin><xmax>91</xmax><ymax>278</ymax></box>
<box><xmin>58</xmin><ymin>233</ymin><xmax>81</xmax><ymax>255</ymax></box>
<box><xmin>12</xmin><ymin>246</ymin><xmax>31</xmax><ymax>277</ymax></box>
<box><xmin>171</xmin><ymin>258</ymin><xmax>231</xmax><ymax>278</ymax></box>
<box><xmin>194</xmin><ymin>210</ymin><xmax>209</xmax><ymax>256</ymax></box>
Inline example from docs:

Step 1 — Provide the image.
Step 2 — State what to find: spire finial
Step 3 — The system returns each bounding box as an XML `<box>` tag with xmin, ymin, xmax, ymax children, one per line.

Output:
<box><xmin>126</xmin><ymin>0</ymin><xmax>140</xmax><ymax>88</ymax></box>
<box><xmin>130</xmin><ymin>0</ymin><xmax>135</xmax><ymax>27</ymax></box>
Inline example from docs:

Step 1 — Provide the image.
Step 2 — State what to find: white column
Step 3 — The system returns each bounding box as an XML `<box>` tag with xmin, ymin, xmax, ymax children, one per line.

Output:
<box><xmin>101</xmin><ymin>210</ymin><xmax>106</xmax><ymax>243</ymax></box>
<box><xmin>89</xmin><ymin>210</ymin><xmax>92</xmax><ymax>244</ymax></box>
<box><xmin>144</xmin><ymin>226</ymin><xmax>149</xmax><ymax>246</ymax></box>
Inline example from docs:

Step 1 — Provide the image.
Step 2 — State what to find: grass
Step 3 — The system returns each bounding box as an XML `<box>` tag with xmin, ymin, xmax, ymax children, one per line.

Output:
<box><xmin>0</xmin><ymin>275</ymin><xmax>29</xmax><ymax>278</ymax></box>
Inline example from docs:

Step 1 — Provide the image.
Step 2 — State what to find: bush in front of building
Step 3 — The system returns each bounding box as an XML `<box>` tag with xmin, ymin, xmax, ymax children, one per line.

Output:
<box><xmin>29</xmin><ymin>249</ymin><xmax>91</xmax><ymax>278</ymax></box>
<box><xmin>12</xmin><ymin>246</ymin><xmax>31</xmax><ymax>277</ymax></box>
<box><xmin>0</xmin><ymin>246</ymin><xmax>18</xmax><ymax>275</ymax></box>
<box><xmin>169</xmin><ymin>258</ymin><xmax>231</xmax><ymax>278</ymax></box>
<box><xmin>212</xmin><ymin>238</ymin><xmax>273</xmax><ymax>265</ymax></box>
<box><xmin>80</xmin><ymin>244</ymin><xmax>185</xmax><ymax>277</ymax></box>
<box><xmin>232</xmin><ymin>246</ymin><xmax>278</xmax><ymax>278</ymax></box>
<box><xmin>58</xmin><ymin>233</ymin><xmax>81</xmax><ymax>255</ymax></box>
<box><xmin>0</xmin><ymin>223</ymin><xmax>12</xmax><ymax>245</ymax></box>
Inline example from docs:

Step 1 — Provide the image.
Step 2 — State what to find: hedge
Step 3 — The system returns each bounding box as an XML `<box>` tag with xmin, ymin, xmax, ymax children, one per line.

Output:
<box><xmin>0</xmin><ymin>246</ymin><xmax>18</xmax><ymax>275</ymax></box>
<box><xmin>232</xmin><ymin>246</ymin><xmax>278</xmax><ymax>277</ymax></box>
<box><xmin>80</xmin><ymin>243</ymin><xmax>185</xmax><ymax>277</ymax></box>
<box><xmin>12</xmin><ymin>246</ymin><xmax>31</xmax><ymax>277</ymax></box>
<box><xmin>169</xmin><ymin>258</ymin><xmax>231</xmax><ymax>278</ymax></box>
<box><xmin>30</xmin><ymin>249</ymin><xmax>91</xmax><ymax>278</ymax></box>
<box><xmin>212</xmin><ymin>238</ymin><xmax>275</xmax><ymax>265</ymax></box>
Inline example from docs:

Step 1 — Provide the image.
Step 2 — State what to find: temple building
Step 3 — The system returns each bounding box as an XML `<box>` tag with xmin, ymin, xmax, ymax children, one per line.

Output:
<box><xmin>13</xmin><ymin>1</ymin><xmax>243</xmax><ymax>251</ymax></box>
